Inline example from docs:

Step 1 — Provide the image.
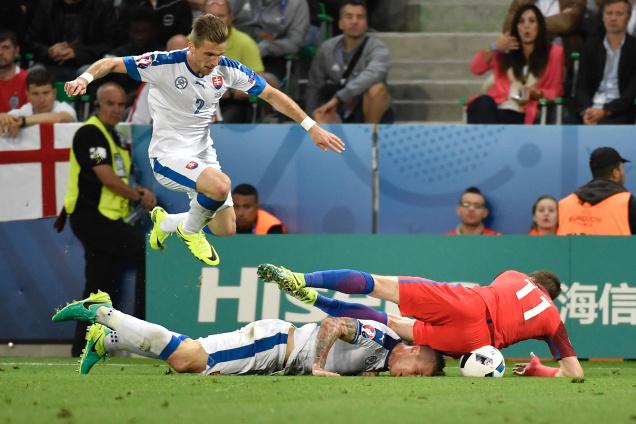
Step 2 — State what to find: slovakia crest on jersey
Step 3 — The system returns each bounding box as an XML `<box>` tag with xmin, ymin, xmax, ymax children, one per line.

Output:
<box><xmin>361</xmin><ymin>324</ymin><xmax>376</xmax><ymax>340</ymax></box>
<box><xmin>136</xmin><ymin>54</ymin><xmax>154</xmax><ymax>69</ymax></box>
<box><xmin>186</xmin><ymin>161</ymin><xmax>199</xmax><ymax>170</ymax></box>
<box><xmin>212</xmin><ymin>76</ymin><xmax>224</xmax><ymax>89</ymax></box>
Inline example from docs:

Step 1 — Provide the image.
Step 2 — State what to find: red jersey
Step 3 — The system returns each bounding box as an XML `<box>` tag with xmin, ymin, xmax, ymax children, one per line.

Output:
<box><xmin>472</xmin><ymin>270</ymin><xmax>576</xmax><ymax>359</ymax></box>
<box><xmin>0</xmin><ymin>67</ymin><xmax>27</xmax><ymax>113</ymax></box>
<box><xmin>444</xmin><ymin>227</ymin><xmax>501</xmax><ymax>235</ymax></box>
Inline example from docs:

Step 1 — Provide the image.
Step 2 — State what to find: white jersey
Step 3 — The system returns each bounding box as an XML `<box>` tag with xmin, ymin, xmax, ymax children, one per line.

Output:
<box><xmin>196</xmin><ymin>319</ymin><xmax>401</xmax><ymax>376</ymax></box>
<box><xmin>9</xmin><ymin>100</ymin><xmax>77</xmax><ymax>121</ymax></box>
<box><xmin>285</xmin><ymin>319</ymin><xmax>401</xmax><ymax>376</ymax></box>
<box><xmin>123</xmin><ymin>49</ymin><xmax>266</xmax><ymax>158</ymax></box>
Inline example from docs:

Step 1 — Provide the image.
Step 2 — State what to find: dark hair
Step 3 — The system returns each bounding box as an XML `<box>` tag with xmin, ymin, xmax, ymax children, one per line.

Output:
<box><xmin>0</xmin><ymin>30</ymin><xmax>18</xmax><ymax>47</ymax></box>
<box><xmin>26</xmin><ymin>68</ymin><xmax>55</xmax><ymax>88</ymax></box>
<box><xmin>529</xmin><ymin>270</ymin><xmax>561</xmax><ymax>299</ymax></box>
<box><xmin>129</xmin><ymin>7</ymin><xmax>156</xmax><ymax>26</ymax></box>
<box><xmin>603</xmin><ymin>0</ymin><xmax>631</xmax><ymax>12</ymax></box>
<box><xmin>459</xmin><ymin>186</ymin><xmax>486</xmax><ymax>205</ymax></box>
<box><xmin>232</xmin><ymin>183</ymin><xmax>258</xmax><ymax>200</ymax></box>
<box><xmin>592</xmin><ymin>164</ymin><xmax>620</xmax><ymax>179</ymax></box>
<box><xmin>530</xmin><ymin>195</ymin><xmax>558</xmax><ymax>231</ymax></box>
<box><xmin>499</xmin><ymin>4</ymin><xmax>550</xmax><ymax>82</ymax></box>
<box><xmin>432</xmin><ymin>350</ymin><xmax>446</xmax><ymax>376</ymax></box>
<box><xmin>339</xmin><ymin>0</ymin><xmax>367</xmax><ymax>16</ymax></box>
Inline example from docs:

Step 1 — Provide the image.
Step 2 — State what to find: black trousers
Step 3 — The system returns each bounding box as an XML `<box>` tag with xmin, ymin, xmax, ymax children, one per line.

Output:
<box><xmin>69</xmin><ymin>212</ymin><xmax>145</xmax><ymax>356</ymax></box>
<box><xmin>467</xmin><ymin>95</ymin><xmax>525</xmax><ymax>124</ymax></box>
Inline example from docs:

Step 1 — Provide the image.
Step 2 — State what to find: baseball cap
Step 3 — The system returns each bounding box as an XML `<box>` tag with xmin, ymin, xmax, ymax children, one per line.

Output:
<box><xmin>589</xmin><ymin>147</ymin><xmax>630</xmax><ymax>170</ymax></box>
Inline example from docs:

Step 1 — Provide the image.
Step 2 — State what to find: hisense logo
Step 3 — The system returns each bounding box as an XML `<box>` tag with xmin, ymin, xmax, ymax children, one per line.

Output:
<box><xmin>197</xmin><ymin>268</ymin><xmax>398</xmax><ymax>323</ymax></box>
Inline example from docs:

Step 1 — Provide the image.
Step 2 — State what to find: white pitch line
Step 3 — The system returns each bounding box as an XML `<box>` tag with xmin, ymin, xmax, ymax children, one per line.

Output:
<box><xmin>0</xmin><ymin>362</ymin><xmax>160</xmax><ymax>367</ymax></box>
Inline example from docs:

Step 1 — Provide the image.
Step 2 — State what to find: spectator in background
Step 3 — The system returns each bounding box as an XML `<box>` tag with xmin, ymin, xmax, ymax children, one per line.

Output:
<box><xmin>0</xmin><ymin>0</ymin><xmax>28</xmax><ymax>45</ymax></box>
<box><xmin>446</xmin><ymin>186</ymin><xmax>502</xmax><ymax>235</ymax></box>
<box><xmin>503</xmin><ymin>0</ymin><xmax>586</xmax><ymax>94</ymax></box>
<box><xmin>26</xmin><ymin>0</ymin><xmax>119</xmax><ymax>81</ymax></box>
<box><xmin>110</xmin><ymin>8</ymin><xmax>162</xmax><ymax>57</ymax></box>
<box><xmin>575</xmin><ymin>0</ymin><xmax>636</xmax><ymax>124</ymax></box>
<box><xmin>467</xmin><ymin>4</ymin><xmax>564</xmax><ymax>124</ymax></box>
<box><xmin>629</xmin><ymin>0</ymin><xmax>636</xmax><ymax>35</ymax></box>
<box><xmin>118</xmin><ymin>0</ymin><xmax>193</xmax><ymax>46</ymax></box>
<box><xmin>126</xmin><ymin>35</ymin><xmax>190</xmax><ymax>125</ymax></box>
<box><xmin>206</xmin><ymin>0</ymin><xmax>265</xmax><ymax>122</ymax></box>
<box><xmin>60</xmin><ymin>82</ymin><xmax>156</xmax><ymax>356</ymax></box>
<box><xmin>231</xmin><ymin>0</ymin><xmax>309</xmax><ymax>78</ymax></box>
<box><xmin>558</xmin><ymin>146</ymin><xmax>636</xmax><ymax>235</ymax></box>
<box><xmin>529</xmin><ymin>195</ymin><xmax>558</xmax><ymax>235</ymax></box>
<box><xmin>0</xmin><ymin>30</ymin><xmax>27</xmax><ymax>113</ymax></box>
<box><xmin>232</xmin><ymin>183</ymin><xmax>287</xmax><ymax>234</ymax></box>
<box><xmin>0</xmin><ymin>68</ymin><xmax>76</xmax><ymax>136</ymax></box>
<box><xmin>306</xmin><ymin>0</ymin><xmax>392</xmax><ymax>124</ymax></box>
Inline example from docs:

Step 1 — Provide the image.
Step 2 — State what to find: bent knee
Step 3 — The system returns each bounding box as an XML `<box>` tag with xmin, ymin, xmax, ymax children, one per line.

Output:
<box><xmin>198</xmin><ymin>171</ymin><xmax>231</xmax><ymax>200</ymax></box>
<box><xmin>364</xmin><ymin>82</ymin><xmax>389</xmax><ymax>99</ymax></box>
<box><xmin>166</xmin><ymin>339</ymin><xmax>207</xmax><ymax>373</ymax></box>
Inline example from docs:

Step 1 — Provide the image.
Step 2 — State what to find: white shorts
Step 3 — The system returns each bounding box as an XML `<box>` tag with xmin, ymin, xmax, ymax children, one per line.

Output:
<box><xmin>150</xmin><ymin>147</ymin><xmax>233</xmax><ymax>208</ymax></box>
<box><xmin>196</xmin><ymin>319</ymin><xmax>293</xmax><ymax>376</ymax></box>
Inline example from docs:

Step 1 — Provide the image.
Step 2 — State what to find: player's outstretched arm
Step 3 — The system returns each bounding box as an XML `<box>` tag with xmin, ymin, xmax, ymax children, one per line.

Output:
<box><xmin>513</xmin><ymin>353</ymin><xmax>584</xmax><ymax>378</ymax></box>
<box><xmin>312</xmin><ymin>317</ymin><xmax>358</xmax><ymax>377</ymax></box>
<box><xmin>64</xmin><ymin>57</ymin><xmax>127</xmax><ymax>97</ymax></box>
<box><xmin>258</xmin><ymin>84</ymin><xmax>345</xmax><ymax>153</ymax></box>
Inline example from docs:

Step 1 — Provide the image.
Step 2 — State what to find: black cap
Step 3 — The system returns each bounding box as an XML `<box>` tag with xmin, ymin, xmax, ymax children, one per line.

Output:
<box><xmin>589</xmin><ymin>147</ymin><xmax>630</xmax><ymax>171</ymax></box>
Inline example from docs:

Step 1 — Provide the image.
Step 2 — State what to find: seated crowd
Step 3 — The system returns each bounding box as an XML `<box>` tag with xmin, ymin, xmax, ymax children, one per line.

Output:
<box><xmin>0</xmin><ymin>0</ymin><xmax>392</xmax><ymax>124</ymax></box>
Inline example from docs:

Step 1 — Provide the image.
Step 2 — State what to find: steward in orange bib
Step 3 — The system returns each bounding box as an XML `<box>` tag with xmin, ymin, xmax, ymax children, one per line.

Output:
<box><xmin>558</xmin><ymin>147</ymin><xmax>636</xmax><ymax>235</ymax></box>
<box><xmin>232</xmin><ymin>183</ymin><xmax>287</xmax><ymax>234</ymax></box>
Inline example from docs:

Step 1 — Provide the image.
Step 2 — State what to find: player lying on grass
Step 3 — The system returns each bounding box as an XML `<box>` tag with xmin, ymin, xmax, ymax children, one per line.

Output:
<box><xmin>257</xmin><ymin>264</ymin><xmax>584</xmax><ymax>378</ymax></box>
<box><xmin>52</xmin><ymin>291</ymin><xmax>445</xmax><ymax>377</ymax></box>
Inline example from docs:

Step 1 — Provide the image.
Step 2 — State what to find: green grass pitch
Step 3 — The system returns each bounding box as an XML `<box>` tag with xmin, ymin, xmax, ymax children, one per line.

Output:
<box><xmin>1</xmin><ymin>358</ymin><xmax>635</xmax><ymax>424</ymax></box>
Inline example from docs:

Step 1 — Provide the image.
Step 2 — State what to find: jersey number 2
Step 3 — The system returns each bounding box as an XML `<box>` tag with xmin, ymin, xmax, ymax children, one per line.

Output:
<box><xmin>194</xmin><ymin>98</ymin><xmax>205</xmax><ymax>114</ymax></box>
<box><xmin>516</xmin><ymin>279</ymin><xmax>551</xmax><ymax>320</ymax></box>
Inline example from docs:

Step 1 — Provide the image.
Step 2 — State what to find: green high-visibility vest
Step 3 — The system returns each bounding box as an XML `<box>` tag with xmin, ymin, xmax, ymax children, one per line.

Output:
<box><xmin>64</xmin><ymin>116</ymin><xmax>132</xmax><ymax>220</ymax></box>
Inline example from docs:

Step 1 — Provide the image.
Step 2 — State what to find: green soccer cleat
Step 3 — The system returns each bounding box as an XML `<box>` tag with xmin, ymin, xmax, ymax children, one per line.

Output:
<box><xmin>79</xmin><ymin>323</ymin><xmax>111</xmax><ymax>375</ymax></box>
<box><xmin>51</xmin><ymin>290</ymin><xmax>112</xmax><ymax>323</ymax></box>
<box><xmin>257</xmin><ymin>264</ymin><xmax>306</xmax><ymax>293</ymax></box>
<box><xmin>149</xmin><ymin>206</ymin><xmax>170</xmax><ymax>250</ymax></box>
<box><xmin>176</xmin><ymin>223</ymin><xmax>220</xmax><ymax>266</ymax></box>
<box><xmin>289</xmin><ymin>287</ymin><xmax>318</xmax><ymax>305</ymax></box>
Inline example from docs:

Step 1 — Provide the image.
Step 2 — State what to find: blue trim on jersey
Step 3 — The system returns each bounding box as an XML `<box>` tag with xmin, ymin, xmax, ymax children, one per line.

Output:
<box><xmin>177</xmin><ymin>334</ymin><xmax>189</xmax><ymax>342</ymax></box>
<box><xmin>206</xmin><ymin>332</ymin><xmax>289</xmax><ymax>368</ymax></box>
<box><xmin>351</xmin><ymin>321</ymin><xmax>362</xmax><ymax>344</ymax></box>
<box><xmin>219</xmin><ymin>57</ymin><xmax>266</xmax><ymax>96</ymax></box>
<box><xmin>155</xmin><ymin>49</ymin><xmax>188</xmax><ymax>65</ymax></box>
<box><xmin>152</xmin><ymin>158</ymin><xmax>197</xmax><ymax>189</ymax></box>
<box><xmin>546</xmin><ymin>336</ymin><xmax>561</xmax><ymax>360</ymax></box>
<box><xmin>159</xmin><ymin>335</ymin><xmax>183</xmax><ymax>360</ymax></box>
<box><xmin>123</xmin><ymin>56</ymin><xmax>142</xmax><ymax>81</ymax></box>
<box><xmin>196</xmin><ymin>193</ymin><xmax>225</xmax><ymax>211</ymax></box>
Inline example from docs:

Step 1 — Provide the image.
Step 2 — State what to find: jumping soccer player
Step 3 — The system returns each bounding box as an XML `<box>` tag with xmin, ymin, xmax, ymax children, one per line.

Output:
<box><xmin>258</xmin><ymin>264</ymin><xmax>584</xmax><ymax>378</ymax></box>
<box><xmin>51</xmin><ymin>291</ymin><xmax>444</xmax><ymax>377</ymax></box>
<box><xmin>63</xmin><ymin>14</ymin><xmax>345</xmax><ymax>266</ymax></box>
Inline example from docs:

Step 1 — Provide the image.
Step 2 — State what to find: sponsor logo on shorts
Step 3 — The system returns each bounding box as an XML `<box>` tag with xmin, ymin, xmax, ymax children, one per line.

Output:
<box><xmin>175</xmin><ymin>76</ymin><xmax>188</xmax><ymax>90</ymax></box>
<box><xmin>186</xmin><ymin>161</ymin><xmax>199</xmax><ymax>170</ymax></box>
<box><xmin>212</xmin><ymin>76</ymin><xmax>224</xmax><ymax>89</ymax></box>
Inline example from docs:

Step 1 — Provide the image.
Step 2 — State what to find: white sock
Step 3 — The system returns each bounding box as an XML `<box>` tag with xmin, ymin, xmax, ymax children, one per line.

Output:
<box><xmin>181</xmin><ymin>197</ymin><xmax>214</xmax><ymax>234</ymax></box>
<box><xmin>160</xmin><ymin>212</ymin><xmax>187</xmax><ymax>233</ymax></box>
<box><xmin>96</xmin><ymin>307</ymin><xmax>178</xmax><ymax>358</ymax></box>
<box><xmin>103</xmin><ymin>330</ymin><xmax>158</xmax><ymax>359</ymax></box>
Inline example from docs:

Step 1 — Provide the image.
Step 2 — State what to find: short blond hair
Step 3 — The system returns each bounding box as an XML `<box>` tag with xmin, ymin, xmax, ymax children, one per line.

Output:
<box><xmin>190</xmin><ymin>14</ymin><xmax>228</xmax><ymax>46</ymax></box>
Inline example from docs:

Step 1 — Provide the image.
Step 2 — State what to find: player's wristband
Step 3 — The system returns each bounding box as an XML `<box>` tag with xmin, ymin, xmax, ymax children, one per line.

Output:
<box><xmin>79</xmin><ymin>72</ymin><xmax>94</xmax><ymax>84</ymax></box>
<box><xmin>490</xmin><ymin>42</ymin><xmax>497</xmax><ymax>51</ymax></box>
<box><xmin>300</xmin><ymin>116</ymin><xmax>316</xmax><ymax>132</ymax></box>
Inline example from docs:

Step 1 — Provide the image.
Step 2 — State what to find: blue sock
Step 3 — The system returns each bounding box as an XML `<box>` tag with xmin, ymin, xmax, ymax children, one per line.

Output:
<box><xmin>197</xmin><ymin>193</ymin><xmax>225</xmax><ymax>212</ymax></box>
<box><xmin>304</xmin><ymin>270</ymin><xmax>375</xmax><ymax>294</ymax></box>
<box><xmin>314</xmin><ymin>293</ymin><xmax>387</xmax><ymax>324</ymax></box>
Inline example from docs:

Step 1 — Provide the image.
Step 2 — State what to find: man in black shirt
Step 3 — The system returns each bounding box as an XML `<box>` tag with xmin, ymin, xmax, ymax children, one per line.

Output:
<box><xmin>62</xmin><ymin>82</ymin><xmax>156</xmax><ymax>356</ymax></box>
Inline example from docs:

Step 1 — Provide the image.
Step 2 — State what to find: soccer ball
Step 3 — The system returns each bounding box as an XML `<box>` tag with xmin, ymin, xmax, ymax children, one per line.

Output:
<box><xmin>459</xmin><ymin>345</ymin><xmax>505</xmax><ymax>377</ymax></box>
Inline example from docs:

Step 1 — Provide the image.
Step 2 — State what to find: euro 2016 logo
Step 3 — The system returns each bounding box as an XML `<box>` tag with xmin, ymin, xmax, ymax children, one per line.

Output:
<box><xmin>135</xmin><ymin>54</ymin><xmax>153</xmax><ymax>69</ymax></box>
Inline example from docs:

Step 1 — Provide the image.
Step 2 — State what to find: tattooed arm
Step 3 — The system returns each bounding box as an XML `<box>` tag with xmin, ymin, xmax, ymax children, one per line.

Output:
<box><xmin>312</xmin><ymin>317</ymin><xmax>358</xmax><ymax>377</ymax></box>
